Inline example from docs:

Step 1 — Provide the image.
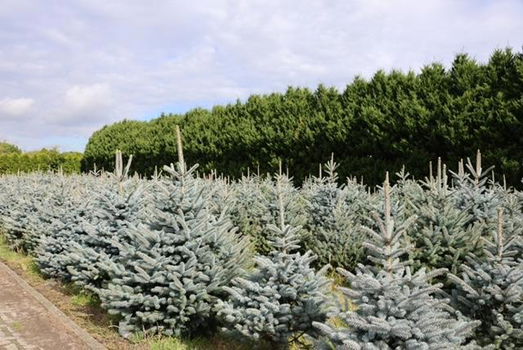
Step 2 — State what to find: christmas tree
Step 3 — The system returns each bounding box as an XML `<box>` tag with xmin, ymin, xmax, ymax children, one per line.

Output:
<box><xmin>313</xmin><ymin>175</ymin><xmax>479</xmax><ymax>349</ymax></box>
<box><xmin>451</xmin><ymin>152</ymin><xmax>500</xmax><ymax>225</ymax></box>
<box><xmin>0</xmin><ymin>174</ymin><xmax>56</xmax><ymax>254</ymax></box>
<box><xmin>449</xmin><ymin>208</ymin><xmax>523</xmax><ymax>349</ymax></box>
<box><xmin>218</xmin><ymin>173</ymin><xmax>331</xmax><ymax>348</ymax></box>
<box><xmin>301</xmin><ymin>157</ymin><xmax>367</xmax><ymax>270</ymax></box>
<box><xmin>95</xmin><ymin>127</ymin><xmax>250</xmax><ymax>338</ymax></box>
<box><xmin>229</xmin><ymin>170</ymin><xmax>306</xmax><ymax>255</ymax></box>
<box><xmin>37</xmin><ymin>179</ymin><xmax>95</xmax><ymax>281</ymax></box>
<box><xmin>66</xmin><ymin>151</ymin><xmax>149</xmax><ymax>290</ymax></box>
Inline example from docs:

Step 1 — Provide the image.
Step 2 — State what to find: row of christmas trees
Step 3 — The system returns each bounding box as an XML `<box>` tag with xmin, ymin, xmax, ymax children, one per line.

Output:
<box><xmin>0</xmin><ymin>139</ymin><xmax>521</xmax><ymax>348</ymax></box>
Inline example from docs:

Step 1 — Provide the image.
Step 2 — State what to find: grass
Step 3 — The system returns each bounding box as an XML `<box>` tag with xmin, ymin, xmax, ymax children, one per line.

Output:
<box><xmin>0</xmin><ymin>233</ymin><xmax>251</xmax><ymax>349</ymax></box>
<box><xmin>0</xmin><ymin>236</ymin><xmax>39</xmax><ymax>276</ymax></box>
<box><xmin>11</xmin><ymin>321</ymin><xmax>24</xmax><ymax>331</ymax></box>
<box><xmin>131</xmin><ymin>333</ymin><xmax>252</xmax><ymax>350</ymax></box>
<box><xmin>71</xmin><ymin>291</ymin><xmax>100</xmax><ymax>308</ymax></box>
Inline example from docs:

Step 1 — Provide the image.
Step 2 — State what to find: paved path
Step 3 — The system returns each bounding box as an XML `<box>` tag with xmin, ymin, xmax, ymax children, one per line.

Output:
<box><xmin>0</xmin><ymin>261</ymin><xmax>105</xmax><ymax>350</ymax></box>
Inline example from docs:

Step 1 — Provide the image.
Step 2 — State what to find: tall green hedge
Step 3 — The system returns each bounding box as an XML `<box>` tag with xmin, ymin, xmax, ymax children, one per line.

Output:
<box><xmin>83</xmin><ymin>48</ymin><xmax>523</xmax><ymax>186</ymax></box>
<box><xmin>0</xmin><ymin>149</ymin><xmax>83</xmax><ymax>174</ymax></box>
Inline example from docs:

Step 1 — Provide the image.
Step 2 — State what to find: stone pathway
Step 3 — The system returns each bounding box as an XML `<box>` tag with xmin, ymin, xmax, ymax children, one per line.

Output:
<box><xmin>0</xmin><ymin>261</ymin><xmax>105</xmax><ymax>350</ymax></box>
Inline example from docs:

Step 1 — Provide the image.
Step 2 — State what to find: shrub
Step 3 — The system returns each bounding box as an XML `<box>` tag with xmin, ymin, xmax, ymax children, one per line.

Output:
<box><xmin>0</xmin><ymin>142</ymin><xmax>22</xmax><ymax>155</ymax></box>
<box><xmin>0</xmin><ymin>148</ymin><xmax>82</xmax><ymax>175</ymax></box>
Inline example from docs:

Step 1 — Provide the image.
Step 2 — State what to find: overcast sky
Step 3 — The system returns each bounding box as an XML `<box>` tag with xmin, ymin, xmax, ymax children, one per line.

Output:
<box><xmin>0</xmin><ymin>0</ymin><xmax>521</xmax><ymax>152</ymax></box>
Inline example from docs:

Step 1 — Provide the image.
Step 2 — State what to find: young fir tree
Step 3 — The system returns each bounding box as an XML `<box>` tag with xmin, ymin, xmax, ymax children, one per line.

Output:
<box><xmin>95</xmin><ymin>127</ymin><xmax>250</xmax><ymax>338</ymax></box>
<box><xmin>217</xmin><ymin>173</ymin><xmax>331</xmax><ymax>349</ymax></box>
<box><xmin>301</xmin><ymin>157</ymin><xmax>367</xmax><ymax>270</ymax></box>
<box><xmin>0</xmin><ymin>176</ymin><xmax>31</xmax><ymax>251</ymax></box>
<box><xmin>229</xmin><ymin>165</ymin><xmax>306</xmax><ymax>255</ymax></box>
<box><xmin>451</xmin><ymin>151</ymin><xmax>500</xmax><ymax>225</ymax></box>
<box><xmin>0</xmin><ymin>174</ymin><xmax>54</xmax><ymax>254</ymax></box>
<box><xmin>205</xmin><ymin>176</ymin><xmax>235</xmax><ymax>217</ymax></box>
<box><xmin>66</xmin><ymin>151</ymin><xmax>149</xmax><ymax>290</ymax></box>
<box><xmin>36</xmin><ymin>181</ymin><xmax>94</xmax><ymax>281</ymax></box>
<box><xmin>448</xmin><ymin>208</ymin><xmax>523</xmax><ymax>349</ymax></box>
<box><xmin>224</xmin><ymin>173</ymin><xmax>269</xmax><ymax>249</ymax></box>
<box><xmin>404</xmin><ymin>160</ymin><xmax>485</xmax><ymax>275</ymax></box>
<box><xmin>313</xmin><ymin>175</ymin><xmax>479</xmax><ymax>349</ymax></box>
<box><xmin>499</xmin><ymin>191</ymin><xmax>523</xmax><ymax>262</ymax></box>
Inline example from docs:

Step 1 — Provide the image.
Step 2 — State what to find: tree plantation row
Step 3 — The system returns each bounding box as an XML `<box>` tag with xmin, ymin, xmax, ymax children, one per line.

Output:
<box><xmin>84</xmin><ymin>48</ymin><xmax>523</xmax><ymax>187</ymax></box>
<box><xmin>0</xmin><ymin>151</ymin><xmax>521</xmax><ymax>349</ymax></box>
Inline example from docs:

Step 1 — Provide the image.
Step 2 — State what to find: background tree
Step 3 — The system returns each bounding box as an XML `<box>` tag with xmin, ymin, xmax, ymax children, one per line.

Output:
<box><xmin>83</xmin><ymin>48</ymin><xmax>523</xmax><ymax>188</ymax></box>
<box><xmin>0</xmin><ymin>141</ymin><xmax>22</xmax><ymax>154</ymax></box>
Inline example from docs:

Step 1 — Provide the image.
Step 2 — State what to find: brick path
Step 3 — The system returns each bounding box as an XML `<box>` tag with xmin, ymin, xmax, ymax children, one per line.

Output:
<box><xmin>0</xmin><ymin>261</ymin><xmax>105</xmax><ymax>350</ymax></box>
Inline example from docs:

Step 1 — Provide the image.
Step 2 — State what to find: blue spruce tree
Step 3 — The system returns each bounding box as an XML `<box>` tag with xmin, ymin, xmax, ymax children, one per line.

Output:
<box><xmin>66</xmin><ymin>151</ymin><xmax>149</xmax><ymax>290</ymax></box>
<box><xmin>313</xmin><ymin>175</ymin><xmax>479</xmax><ymax>349</ymax></box>
<box><xmin>451</xmin><ymin>152</ymin><xmax>500</xmax><ymax>224</ymax></box>
<box><xmin>0</xmin><ymin>174</ymin><xmax>59</xmax><ymax>254</ymax></box>
<box><xmin>448</xmin><ymin>208</ymin><xmax>523</xmax><ymax>349</ymax></box>
<box><xmin>95</xmin><ymin>127</ymin><xmax>250</xmax><ymax>338</ymax></box>
<box><xmin>218</xmin><ymin>173</ymin><xmax>331</xmax><ymax>349</ymax></box>
<box><xmin>405</xmin><ymin>163</ymin><xmax>485</xmax><ymax>275</ymax></box>
<box><xmin>229</xmin><ymin>164</ymin><xmax>306</xmax><ymax>255</ymax></box>
<box><xmin>301</xmin><ymin>156</ymin><xmax>368</xmax><ymax>270</ymax></box>
<box><xmin>37</xmin><ymin>177</ymin><xmax>95</xmax><ymax>280</ymax></box>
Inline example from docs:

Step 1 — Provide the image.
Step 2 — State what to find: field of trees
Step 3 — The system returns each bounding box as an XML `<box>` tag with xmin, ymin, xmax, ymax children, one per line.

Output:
<box><xmin>0</xmin><ymin>142</ymin><xmax>521</xmax><ymax>348</ymax></box>
<box><xmin>0</xmin><ymin>47</ymin><xmax>521</xmax><ymax>349</ymax></box>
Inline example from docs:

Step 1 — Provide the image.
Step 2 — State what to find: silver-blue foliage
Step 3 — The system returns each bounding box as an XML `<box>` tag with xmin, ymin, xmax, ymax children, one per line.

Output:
<box><xmin>313</xmin><ymin>178</ymin><xmax>480</xmax><ymax>349</ymax></box>
<box><xmin>218</xmin><ymin>175</ymin><xmax>331</xmax><ymax>347</ymax></box>
<box><xmin>95</xmin><ymin>161</ymin><xmax>250</xmax><ymax>338</ymax></box>
<box><xmin>449</xmin><ymin>209</ymin><xmax>523</xmax><ymax>349</ymax></box>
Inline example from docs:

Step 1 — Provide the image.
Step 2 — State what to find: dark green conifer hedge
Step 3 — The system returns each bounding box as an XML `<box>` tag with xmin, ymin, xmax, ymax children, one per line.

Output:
<box><xmin>83</xmin><ymin>48</ymin><xmax>523</xmax><ymax>186</ymax></box>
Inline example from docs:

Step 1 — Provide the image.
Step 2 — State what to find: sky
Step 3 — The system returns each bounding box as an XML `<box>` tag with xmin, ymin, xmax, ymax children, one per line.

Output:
<box><xmin>0</xmin><ymin>0</ymin><xmax>522</xmax><ymax>152</ymax></box>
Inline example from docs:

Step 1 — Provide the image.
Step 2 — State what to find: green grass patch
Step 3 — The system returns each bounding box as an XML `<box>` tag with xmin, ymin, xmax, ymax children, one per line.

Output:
<box><xmin>130</xmin><ymin>332</ymin><xmax>251</xmax><ymax>350</ymax></box>
<box><xmin>71</xmin><ymin>292</ymin><xmax>100</xmax><ymax>308</ymax></box>
<box><xmin>11</xmin><ymin>321</ymin><xmax>24</xmax><ymax>331</ymax></box>
<box><xmin>0</xmin><ymin>234</ymin><xmax>41</xmax><ymax>277</ymax></box>
<box><xmin>145</xmin><ymin>337</ymin><xmax>208</xmax><ymax>350</ymax></box>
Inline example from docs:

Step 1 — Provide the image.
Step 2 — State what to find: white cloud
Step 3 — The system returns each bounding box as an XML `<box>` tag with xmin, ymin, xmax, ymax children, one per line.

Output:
<box><xmin>65</xmin><ymin>84</ymin><xmax>112</xmax><ymax>112</ymax></box>
<box><xmin>38</xmin><ymin>83</ymin><xmax>115</xmax><ymax>128</ymax></box>
<box><xmin>0</xmin><ymin>0</ymin><xmax>521</xmax><ymax>151</ymax></box>
<box><xmin>0</xmin><ymin>97</ymin><xmax>34</xmax><ymax>117</ymax></box>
